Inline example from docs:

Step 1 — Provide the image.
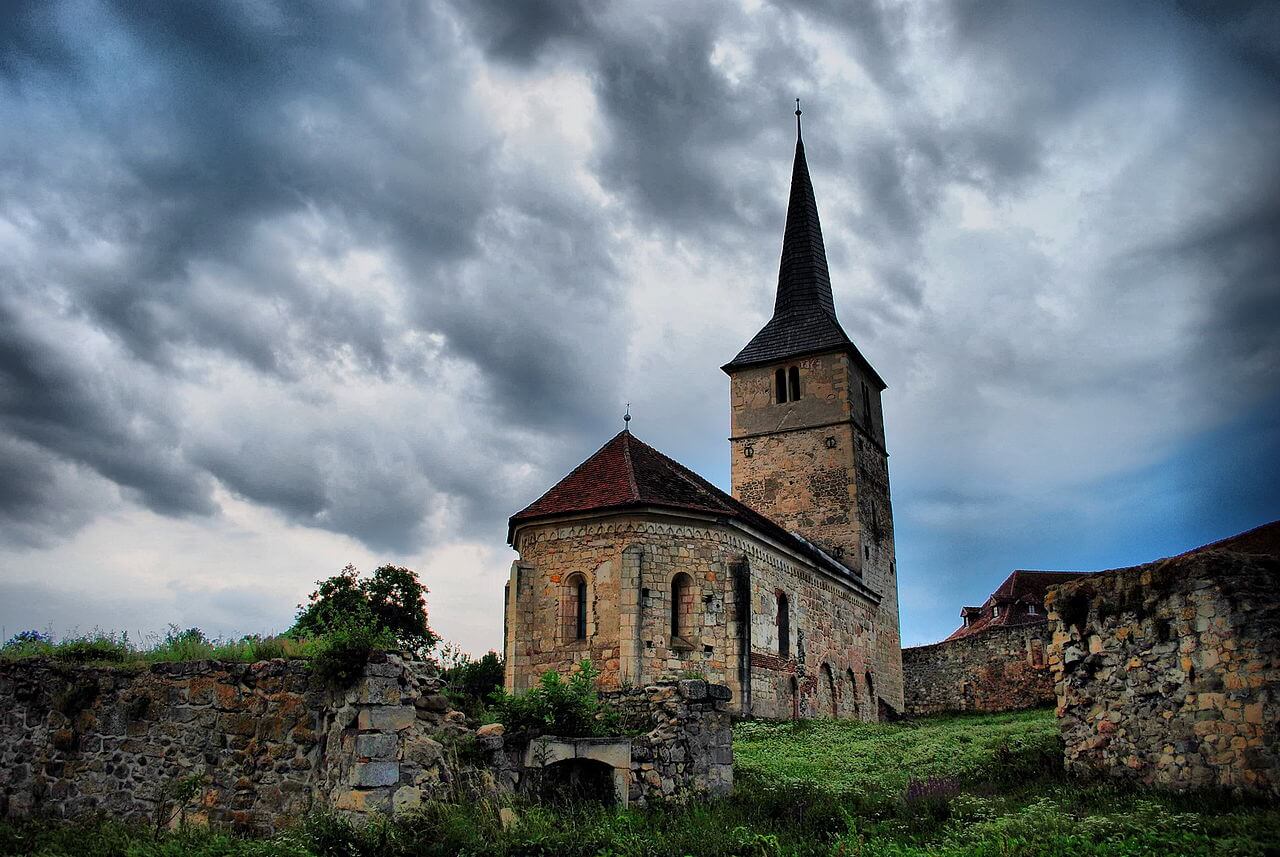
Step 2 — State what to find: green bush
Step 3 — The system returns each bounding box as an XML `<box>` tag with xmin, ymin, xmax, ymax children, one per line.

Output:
<box><xmin>305</xmin><ymin>622</ymin><xmax>397</xmax><ymax>689</ymax></box>
<box><xmin>491</xmin><ymin>660</ymin><xmax>619</xmax><ymax>737</ymax></box>
<box><xmin>51</xmin><ymin>632</ymin><xmax>132</xmax><ymax>664</ymax></box>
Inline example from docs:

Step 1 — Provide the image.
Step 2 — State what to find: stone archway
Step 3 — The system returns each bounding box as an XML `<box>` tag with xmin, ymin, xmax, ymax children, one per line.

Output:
<box><xmin>524</xmin><ymin>737</ymin><xmax>631</xmax><ymax>806</ymax></box>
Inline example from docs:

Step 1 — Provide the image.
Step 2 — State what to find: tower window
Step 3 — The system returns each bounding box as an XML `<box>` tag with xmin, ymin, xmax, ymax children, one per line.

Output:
<box><xmin>862</xmin><ymin>382</ymin><xmax>872</xmax><ymax>425</ymax></box>
<box><xmin>788</xmin><ymin>366</ymin><xmax>800</xmax><ymax>401</ymax></box>
<box><xmin>775</xmin><ymin>368</ymin><xmax>788</xmax><ymax>403</ymax></box>
<box><xmin>671</xmin><ymin>572</ymin><xmax>693</xmax><ymax>641</ymax></box>
<box><xmin>776</xmin><ymin>591</ymin><xmax>790</xmax><ymax>657</ymax></box>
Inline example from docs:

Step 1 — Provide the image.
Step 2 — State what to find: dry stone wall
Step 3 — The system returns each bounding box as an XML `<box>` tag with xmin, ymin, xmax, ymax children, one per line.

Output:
<box><xmin>601</xmin><ymin>679</ymin><xmax>733</xmax><ymax>804</ymax></box>
<box><xmin>902</xmin><ymin>624</ymin><xmax>1054</xmax><ymax>715</ymax></box>
<box><xmin>1</xmin><ymin>655</ymin><xmax>736</xmax><ymax>830</ymax></box>
<box><xmin>0</xmin><ymin>654</ymin><xmax>475</xmax><ymax>832</ymax></box>
<box><xmin>0</xmin><ymin>657</ymin><xmax>324</xmax><ymax>832</ymax></box>
<box><xmin>1047</xmin><ymin>550</ymin><xmax>1280</xmax><ymax>795</ymax></box>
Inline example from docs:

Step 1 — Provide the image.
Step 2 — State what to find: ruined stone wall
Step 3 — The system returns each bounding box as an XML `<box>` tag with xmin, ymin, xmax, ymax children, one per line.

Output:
<box><xmin>0</xmin><ymin>658</ymin><xmax>322</xmax><ymax>832</ymax></box>
<box><xmin>0</xmin><ymin>654</ymin><xmax>483</xmax><ymax>831</ymax></box>
<box><xmin>902</xmin><ymin>624</ymin><xmax>1054</xmax><ymax>716</ymax></box>
<box><xmin>602</xmin><ymin>679</ymin><xmax>733</xmax><ymax>804</ymax></box>
<box><xmin>505</xmin><ymin>512</ymin><xmax>888</xmax><ymax>721</ymax></box>
<box><xmin>1047</xmin><ymin>550</ymin><xmax>1280</xmax><ymax>795</ymax></box>
<box><xmin>1</xmin><ymin>655</ymin><xmax>738</xmax><ymax>829</ymax></box>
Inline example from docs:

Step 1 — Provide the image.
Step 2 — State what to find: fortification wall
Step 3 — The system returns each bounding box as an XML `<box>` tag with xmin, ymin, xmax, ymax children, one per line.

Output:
<box><xmin>0</xmin><ymin>654</ymin><xmax>466</xmax><ymax>832</ymax></box>
<box><xmin>1047</xmin><ymin>550</ymin><xmax>1280</xmax><ymax>795</ymax></box>
<box><xmin>0</xmin><ymin>656</ymin><xmax>735</xmax><ymax>829</ymax></box>
<box><xmin>902</xmin><ymin>623</ymin><xmax>1053</xmax><ymax>716</ymax></box>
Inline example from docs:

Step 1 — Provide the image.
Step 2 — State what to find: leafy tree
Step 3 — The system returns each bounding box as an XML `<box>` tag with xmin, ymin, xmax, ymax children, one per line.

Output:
<box><xmin>291</xmin><ymin>563</ymin><xmax>437</xmax><ymax>656</ymax></box>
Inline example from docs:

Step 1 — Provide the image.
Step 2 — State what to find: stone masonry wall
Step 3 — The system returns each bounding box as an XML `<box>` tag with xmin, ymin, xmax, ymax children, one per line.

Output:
<box><xmin>727</xmin><ymin>350</ymin><xmax>903</xmax><ymax>714</ymax></box>
<box><xmin>1</xmin><ymin>655</ymin><xmax>737</xmax><ymax>829</ymax></box>
<box><xmin>601</xmin><ymin>679</ymin><xmax>733</xmax><ymax>804</ymax></box>
<box><xmin>902</xmin><ymin>623</ymin><xmax>1054</xmax><ymax>716</ymax></box>
<box><xmin>1047</xmin><ymin>550</ymin><xmax>1280</xmax><ymax>795</ymax></box>
<box><xmin>0</xmin><ymin>654</ymin><xmax>486</xmax><ymax>831</ymax></box>
<box><xmin>505</xmin><ymin>512</ymin><xmax>888</xmax><ymax>721</ymax></box>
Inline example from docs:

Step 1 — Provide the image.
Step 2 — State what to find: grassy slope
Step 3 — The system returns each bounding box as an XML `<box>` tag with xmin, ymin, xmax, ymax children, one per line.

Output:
<box><xmin>2</xmin><ymin>709</ymin><xmax>1277</xmax><ymax>857</ymax></box>
<box><xmin>735</xmin><ymin>708</ymin><xmax>1061</xmax><ymax>799</ymax></box>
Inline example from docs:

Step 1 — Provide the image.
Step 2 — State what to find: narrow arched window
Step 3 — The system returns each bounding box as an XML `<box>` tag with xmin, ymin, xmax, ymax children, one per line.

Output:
<box><xmin>787</xmin><ymin>366</ymin><xmax>800</xmax><ymax>401</ymax></box>
<box><xmin>670</xmin><ymin>572</ymin><xmax>693</xmax><ymax>640</ymax></box>
<box><xmin>847</xmin><ymin>669</ymin><xmax>859</xmax><ymax>715</ymax></box>
<box><xmin>563</xmin><ymin>573</ymin><xmax>588</xmax><ymax>641</ymax></box>
<box><xmin>775</xmin><ymin>368</ymin><xmax>788</xmax><ymax>403</ymax></box>
<box><xmin>862</xmin><ymin>382</ymin><xmax>872</xmax><ymax>425</ymax></box>
<box><xmin>789</xmin><ymin>675</ymin><xmax>800</xmax><ymax>720</ymax></box>
<box><xmin>776</xmin><ymin>591</ymin><xmax>790</xmax><ymax>657</ymax></box>
<box><xmin>865</xmin><ymin>670</ymin><xmax>875</xmax><ymax>702</ymax></box>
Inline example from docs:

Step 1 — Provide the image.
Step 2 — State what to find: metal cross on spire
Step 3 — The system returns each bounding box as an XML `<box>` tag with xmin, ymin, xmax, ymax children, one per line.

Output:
<box><xmin>795</xmin><ymin>97</ymin><xmax>802</xmax><ymax>142</ymax></box>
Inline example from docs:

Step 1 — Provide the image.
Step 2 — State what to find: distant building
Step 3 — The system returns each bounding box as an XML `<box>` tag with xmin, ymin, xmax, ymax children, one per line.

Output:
<box><xmin>902</xmin><ymin>570</ymin><xmax>1090</xmax><ymax>715</ymax></box>
<box><xmin>503</xmin><ymin>110</ymin><xmax>904</xmax><ymax>719</ymax></box>
<box><xmin>947</xmin><ymin>570</ymin><xmax>1090</xmax><ymax>642</ymax></box>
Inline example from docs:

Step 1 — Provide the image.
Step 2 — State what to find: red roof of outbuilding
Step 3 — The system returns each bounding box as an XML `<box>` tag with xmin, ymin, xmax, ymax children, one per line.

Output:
<box><xmin>507</xmin><ymin>430</ymin><xmax>876</xmax><ymax>598</ymax></box>
<box><xmin>943</xmin><ymin>570</ymin><xmax>1090</xmax><ymax>641</ymax></box>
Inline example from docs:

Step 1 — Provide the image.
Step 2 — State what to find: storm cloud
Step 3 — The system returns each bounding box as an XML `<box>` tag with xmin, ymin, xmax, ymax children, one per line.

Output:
<box><xmin>0</xmin><ymin>0</ymin><xmax>1276</xmax><ymax>651</ymax></box>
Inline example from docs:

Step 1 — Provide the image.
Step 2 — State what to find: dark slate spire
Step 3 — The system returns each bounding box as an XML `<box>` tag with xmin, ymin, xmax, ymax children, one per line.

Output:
<box><xmin>775</xmin><ymin>101</ymin><xmax>837</xmax><ymax>318</ymax></box>
<box><xmin>723</xmin><ymin>105</ymin><xmax>885</xmax><ymax>389</ymax></box>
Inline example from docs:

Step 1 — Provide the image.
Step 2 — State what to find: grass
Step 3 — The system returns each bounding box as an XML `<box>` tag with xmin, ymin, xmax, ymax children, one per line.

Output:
<box><xmin>2</xmin><ymin>709</ymin><xmax>1277</xmax><ymax>856</ymax></box>
<box><xmin>734</xmin><ymin>708</ymin><xmax>1062</xmax><ymax>800</ymax></box>
<box><xmin>0</xmin><ymin>628</ymin><xmax>308</xmax><ymax>668</ymax></box>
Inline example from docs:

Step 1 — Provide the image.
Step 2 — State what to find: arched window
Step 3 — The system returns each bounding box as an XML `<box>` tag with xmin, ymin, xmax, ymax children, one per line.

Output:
<box><xmin>787</xmin><ymin>366</ymin><xmax>800</xmax><ymax>401</ymax></box>
<box><xmin>789</xmin><ymin>675</ymin><xmax>800</xmax><ymax>721</ymax></box>
<box><xmin>862</xmin><ymin>382</ymin><xmax>872</xmax><ymax>425</ymax></box>
<box><xmin>776</xmin><ymin>591</ymin><xmax>790</xmax><ymax>657</ymax></box>
<box><xmin>846</xmin><ymin>669</ymin><xmax>859</xmax><ymax>716</ymax></box>
<box><xmin>670</xmin><ymin>572</ymin><xmax>693</xmax><ymax>641</ymax></box>
<box><xmin>563</xmin><ymin>573</ymin><xmax>588</xmax><ymax>642</ymax></box>
<box><xmin>775</xmin><ymin>368</ymin><xmax>788</xmax><ymax>403</ymax></box>
<box><xmin>865</xmin><ymin>670</ymin><xmax>875</xmax><ymax>703</ymax></box>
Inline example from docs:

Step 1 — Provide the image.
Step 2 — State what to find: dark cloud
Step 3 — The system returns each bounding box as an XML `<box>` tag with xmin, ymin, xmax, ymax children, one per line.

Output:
<box><xmin>0</xmin><ymin>0</ymin><xmax>1277</xmax><ymax>651</ymax></box>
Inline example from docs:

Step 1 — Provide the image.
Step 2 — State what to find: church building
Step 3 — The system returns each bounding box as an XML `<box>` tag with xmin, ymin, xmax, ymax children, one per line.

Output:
<box><xmin>503</xmin><ymin>110</ymin><xmax>903</xmax><ymax>719</ymax></box>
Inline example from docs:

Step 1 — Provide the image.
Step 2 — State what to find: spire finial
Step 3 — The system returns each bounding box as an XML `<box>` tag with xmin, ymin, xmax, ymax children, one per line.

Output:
<box><xmin>795</xmin><ymin>97</ymin><xmax>802</xmax><ymax>142</ymax></box>
<box><xmin>623</xmin><ymin>403</ymin><xmax>631</xmax><ymax>431</ymax></box>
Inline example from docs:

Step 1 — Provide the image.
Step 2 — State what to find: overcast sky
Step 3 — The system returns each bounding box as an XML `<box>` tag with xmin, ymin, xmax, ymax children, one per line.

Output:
<box><xmin>2</xmin><ymin>0</ymin><xmax>1277</xmax><ymax>653</ymax></box>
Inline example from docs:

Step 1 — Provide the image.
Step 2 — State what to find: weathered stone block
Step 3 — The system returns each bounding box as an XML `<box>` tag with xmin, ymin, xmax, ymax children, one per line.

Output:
<box><xmin>351</xmin><ymin>761</ymin><xmax>399</xmax><ymax>788</ymax></box>
<box><xmin>354</xmin><ymin>733</ymin><xmax>397</xmax><ymax>760</ymax></box>
<box><xmin>357</xmin><ymin>706</ymin><xmax>416</xmax><ymax>732</ymax></box>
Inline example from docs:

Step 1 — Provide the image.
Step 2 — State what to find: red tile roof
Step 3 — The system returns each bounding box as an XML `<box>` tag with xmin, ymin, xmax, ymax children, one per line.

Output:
<box><xmin>944</xmin><ymin>570</ymin><xmax>1091</xmax><ymax>641</ymax></box>
<box><xmin>508</xmin><ymin>431</ymin><xmax>876</xmax><ymax>597</ymax></box>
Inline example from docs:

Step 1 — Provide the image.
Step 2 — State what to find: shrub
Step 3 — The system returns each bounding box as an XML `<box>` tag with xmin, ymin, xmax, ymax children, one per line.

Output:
<box><xmin>291</xmin><ymin>564</ymin><xmax>438</xmax><ymax>657</ymax></box>
<box><xmin>52</xmin><ymin>632</ymin><xmax>131</xmax><ymax>664</ymax></box>
<box><xmin>492</xmin><ymin>660</ymin><xmax>619</xmax><ymax>737</ymax></box>
<box><xmin>306</xmin><ymin>622</ymin><xmax>397</xmax><ymax>689</ymax></box>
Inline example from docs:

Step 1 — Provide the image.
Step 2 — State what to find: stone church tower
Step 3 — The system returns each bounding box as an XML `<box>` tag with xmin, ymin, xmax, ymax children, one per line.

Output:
<box><xmin>722</xmin><ymin>109</ymin><xmax>902</xmax><ymax>708</ymax></box>
<box><xmin>503</xmin><ymin>110</ymin><xmax>904</xmax><ymax>719</ymax></box>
